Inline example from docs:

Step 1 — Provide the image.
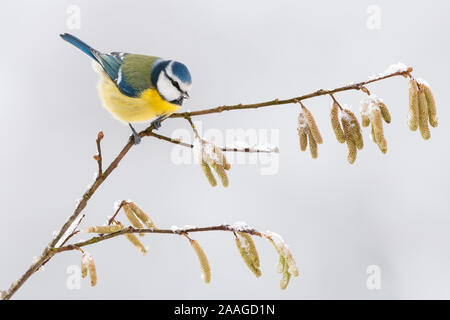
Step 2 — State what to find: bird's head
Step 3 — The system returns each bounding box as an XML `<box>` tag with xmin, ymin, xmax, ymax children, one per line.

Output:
<box><xmin>151</xmin><ymin>60</ymin><xmax>192</xmax><ymax>105</ymax></box>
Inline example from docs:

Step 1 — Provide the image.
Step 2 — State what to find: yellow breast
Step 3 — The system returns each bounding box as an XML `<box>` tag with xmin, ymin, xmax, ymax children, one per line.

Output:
<box><xmin>97</xmin><ymin>74</ymin><xmax>179</xmax><ymax>123</ymax></box>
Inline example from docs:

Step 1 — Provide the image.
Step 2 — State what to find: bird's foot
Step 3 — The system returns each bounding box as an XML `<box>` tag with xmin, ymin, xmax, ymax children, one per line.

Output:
<box><xmin>132</xmin><ymin>133</ymin><xmax>141</xmax><ymax>145</ymax></box>
<box><xmin>151</xmin><ymin>116</ymin><xmax>165</xmax><ymax>130</ymax></box>
<box><xmin>151</xmin><ymin>119</ymin><xmax>162</xmax><ymax>130</ymax></box>
<box><xmin>128</xmin><ymin>123</ymin><xmax>141</xmax><ymax>145</ymax></box>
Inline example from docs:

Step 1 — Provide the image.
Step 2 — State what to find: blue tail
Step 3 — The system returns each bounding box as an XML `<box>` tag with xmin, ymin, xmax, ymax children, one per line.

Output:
<box><xmin>60</xmin><ymin>33</ymin><xmax>98</xmax><ymax>61</ymax></box>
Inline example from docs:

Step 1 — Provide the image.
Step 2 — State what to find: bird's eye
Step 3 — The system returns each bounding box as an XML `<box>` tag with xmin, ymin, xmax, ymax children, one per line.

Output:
<box><xmin>163</xmin><ymin>70</ymin><xmax>183</xmax><ymax>93</ymax></box>
<box><xmin>171</xmin><ymin>79</ymin><xmax>182</xmax><ymax>92</ymax></box>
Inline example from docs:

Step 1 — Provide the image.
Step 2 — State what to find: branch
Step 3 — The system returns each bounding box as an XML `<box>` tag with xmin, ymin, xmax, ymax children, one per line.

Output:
<box><xmin>53</xmin><ymin>224</ymin><xmax>263</xmax><ymax>254</ymax></box>
<box><xmin>1</xmin><ymin>65</ymin><xmax>415</xmax><ymax>299</ymax></box>
<box><xmin>170</xmin><ymin>68</ymin><xmax>412</xmax><ymax>118</ymax></box>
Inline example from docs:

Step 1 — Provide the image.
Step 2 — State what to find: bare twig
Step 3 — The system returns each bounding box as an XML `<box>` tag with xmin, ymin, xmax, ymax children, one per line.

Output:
<box><xmin>53</xmin><ymin>224</ymin><xmax>263</xmax><ymax>254</ymax></box>
<box><xmin>93</xmin><ymin>131</ymin><xmax>104</xmax><ymax>175</ymax></box>
<box><xmin>1</xmin><ymin>66</ymin><xmax>412</xmax><ymax>300</ymax></box>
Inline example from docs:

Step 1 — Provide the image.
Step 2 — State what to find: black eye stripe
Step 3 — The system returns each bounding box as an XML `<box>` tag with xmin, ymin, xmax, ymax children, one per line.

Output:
<box><xmin>163</xmin><ymin>70</ymin><xmax>183</xmax><ymax>93</ymax></box>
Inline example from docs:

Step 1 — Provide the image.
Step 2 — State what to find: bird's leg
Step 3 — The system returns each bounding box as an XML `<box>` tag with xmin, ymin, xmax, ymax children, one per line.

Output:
<box><xmin>151</xmin><ymin>115</ymin><xmax>166</xmax><ymax>130</ymax></box>
<box><xmin>128</xmin><ymin>123</ymin><xmax>141</xmax><ymax>145</ymax></box>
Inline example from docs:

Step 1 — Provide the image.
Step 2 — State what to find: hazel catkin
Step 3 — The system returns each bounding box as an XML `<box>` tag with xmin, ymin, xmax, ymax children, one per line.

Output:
<box><xmin>302</xmin><ymin>106</ymin><xmax>323</xmax><ymax>144</ymax></box>
<box><xmin>190</xmin><ymin>239</ymin><xmax>211</xmax><ymax>284</ymax></box>
<box><xmin>417</xmin><ymin>88</ymin><xmax>431</xmax><ymax>140</ymax></box>
<box><xmin>408</xmin><ymin>80</ymin><xmax>419</xmax><ymax>131</ymax></box>
<box><xmin>330</xmin><ymin>102</ymin><xmax>345</xmax><ymax>143</ymax></box>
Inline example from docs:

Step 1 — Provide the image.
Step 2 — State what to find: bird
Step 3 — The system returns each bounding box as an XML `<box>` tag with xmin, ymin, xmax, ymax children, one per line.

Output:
<box><xmin>60</xmin><ymin>33</ymin><xmax>192</xmax><ymax>144</ymax></box>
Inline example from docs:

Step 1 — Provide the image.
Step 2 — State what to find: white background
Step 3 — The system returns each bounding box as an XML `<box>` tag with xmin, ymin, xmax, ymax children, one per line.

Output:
<box><xmin>1</xmin><ymin>0</ymin><xmax>449</xmax><ymax>299</ymax></box>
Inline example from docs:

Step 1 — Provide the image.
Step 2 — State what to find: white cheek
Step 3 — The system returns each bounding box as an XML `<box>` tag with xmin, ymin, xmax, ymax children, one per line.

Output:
<box><xmin>180</xmin><ymin>82</ymin><xmax>192</xmax><ymax>94</ymax></box>
<box><xmin>157</xmin><ymin>73</ymin><xmax>181</xmax><ymax>101</ymax></box>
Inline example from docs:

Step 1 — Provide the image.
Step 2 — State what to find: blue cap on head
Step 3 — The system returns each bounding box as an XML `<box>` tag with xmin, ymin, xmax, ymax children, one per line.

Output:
<box><xmin>171</xmin><ymin>61</ymin><xmax>192</xmax><ymax>85</ymax></box>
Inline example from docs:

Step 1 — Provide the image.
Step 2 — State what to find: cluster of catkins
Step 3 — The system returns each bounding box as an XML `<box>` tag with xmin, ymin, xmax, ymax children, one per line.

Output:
<box><xmin>297</xmin><ymin>105</ymin><xmax>323</xmax><ymax>158</ymax></box>
<box><xmin>193</xmin><ymin>137</ymin><xmax>231</xmax><ymax>187</ymax></box>
<box><xmin>81</xmin><ymin>201</ymin><xmax>158</xmax><ymax>286</ymax></box>
<box><xmin>297</xmin><ymin>79</ymin><xmax>438</xmax><ymax>164</ymax></box>
<box><xmin>82</xmin><ymin>201</ymin><xmax>214</xmax><ymax>285</ymax></box>
<box><xmin>360</xmin><ymin>95</ymin><xmax>390</xmax><ymax>154</ymax></box>
<box><xmin>266</xmin><ymin>232</ymin><xmax>299</xmax><ymax>290</ymax></box>
<box><xmin>85</xmin><ymin>201</ymin><xmax>157</xmax><ymax>255</ymax></box>
<box><xmin>331</xmin><ymin>102</ymin><xmax>364</xmax><ymax>163</ymax></box>
<box><xmin>81</xmin><ymin>251</ymin><xmax>97</xmax><ymax>287</ymax></box>
<box><xmin>408</xmin><ymin>79</ymin><xmax>438</xmax><ymax>139</ymax></box>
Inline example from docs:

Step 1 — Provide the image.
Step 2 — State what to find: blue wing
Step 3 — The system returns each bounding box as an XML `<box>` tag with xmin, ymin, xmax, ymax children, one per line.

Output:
<box><xmin>60</xmin><ymin>33</ymin><xmax>139</xmax><ymax>97</ymax></box>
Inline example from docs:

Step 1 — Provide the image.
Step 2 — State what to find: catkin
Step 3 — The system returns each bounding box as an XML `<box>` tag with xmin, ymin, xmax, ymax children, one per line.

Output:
<box><xmin>280</xmin><ymin>271</ymin><xmax>291</xmax><ymax>290</ymax></box>
<box><xmin>123</xmin><ymin>203</ymin><xmax>144</xmax><ymax>236</ymax></box>
<box><xmin>307</xmin><ymin>127</ymin><xmax>318</xmax><ymax>159</ymax></box>
<box><xmin>330</xmin><ymin>102</ymin><xmax>345</xmax><ymax>143</ymax></box>
<box><xmin>238</xmin><ymin>233</ymin><xmax>260</xmax><ymax>268</ymax></box>
<box><xmin>408</xmin><ymin>80</ymin><xmax>419</xmax><ymax>131</ymax></box>
<box><xmin>341</xmin><ymin>116</ymin><xmax>357</xmax><ymax>164</ymax></box>
<box><xmin>88</xmin><ymin>255</ymin><xmax>97</xmax><ymax>287</ymax></box>
<box><xmin>298</xmin><ymin>113</ymin><xmax>308</xmax><ymax>151</ymax></box>
<box><xmin>277</xmin><ymin>256</ymin><xmax>286</xmax><ymax>274</ymax></box>
<box><xmin>379</xmin><ymin>103</ymin><xmax>391</xmax><ymax>123</ymax></box>
<box><xmin>190</xmin><ymin>239</ymin><xmax>211</xmax><ymax>284</ymax></box>
<box><xmin>213</xmin><ymin>145</ymin><xmax>231</xmax><ymax>170</ymax></box>
<box><xmin>125</xmin><ymin>233</ymin><xmax>147</xmax><ymax>254</ymax></box>
<box><xmin>211</xmin><ymin>163</ymin><xmax>229</xmax><ymax>187</ymax></box>
<box><xmin>371</xmin><ymin>107</ymin><xmax>387</xmax><ymax>153</ymax></box>
<box><xmin>361</xmin><ymin>114</ymin><xmax>371</xmax><ymax>127</ymax></box>
<box><xmin>302</xmin><ymin>106</ymin><xmax>323</xmax><ymax>144</ymax></box>
<box><xmin>81</xmin><ymin>254</ymin><xmax>88</xmax><ymax>279</ymax></box>
<box><xmin>346</xmin><ymin>139</ymin><xmax>357</xmax><ymax>164</ymax></box>
<box><xmin>200</xmin><ymin>160</ymin><xmax>217</xmax><ymax>187</ymax></box>
<box><xmin>128</xmin><ymin>202</ymin><xmax>157</xmax><ymax>229</ymax></box>
<box><xmin>235</xmin><ymin>237</ymin><xmax>262</xmax><ymax>277</ymax></box>
<box><xmin>85</xmin><ymin>225</ymin><xmax>123</xmax><ymax>234</ymax></box>
<box><xmin>298</xmin><ymin>127</ymin><xmax>308</xmax><ymax>151</ymax></box>
<box><xmin>420</xmin><ymin>83</ymin><xmax>438</xmax><ymax>127</ymax></box>
<box><xmin>343</xmin><ymin>109</ymin><xmax>363</xmax><ymax>150</ymax></box>
<box><xmin>418</xmin><ymin>88</ymin><xmax>431</xmax><ymax>140</ymax></box>
<box><xmin>352</xmin><ymin>124</ymin><xmax>364</xmax><ymax>150</ymax></box>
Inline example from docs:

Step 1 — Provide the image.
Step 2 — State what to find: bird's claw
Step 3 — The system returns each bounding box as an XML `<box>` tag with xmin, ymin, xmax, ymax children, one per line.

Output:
<box><xmin>151</xmin><ymin>118</ymin><xmax>162</xmax><ymax>130</ymax></box>
<box><xmin>132</xmin><ymin>133</ymin><xmax>141</xmax><ymax>145</ymax></box>
<box><xmin>128</xmin><ymin>123</ymin><xmax>141</xmax><ymax>145</ymax></box>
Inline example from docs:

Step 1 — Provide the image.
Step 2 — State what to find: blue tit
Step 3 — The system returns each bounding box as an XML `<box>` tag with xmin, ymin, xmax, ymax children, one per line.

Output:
<box><xmin>60</xmin><ymin>33</ymin><xmax>192</xmax><ymax>144</ymax></box>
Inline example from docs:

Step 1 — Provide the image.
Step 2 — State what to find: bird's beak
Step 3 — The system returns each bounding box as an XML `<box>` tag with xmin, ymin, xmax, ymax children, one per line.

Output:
<box><xmin>182</xmin><ymin>92</ymin><xmax>190</xmax><ymax>99</ymax></box>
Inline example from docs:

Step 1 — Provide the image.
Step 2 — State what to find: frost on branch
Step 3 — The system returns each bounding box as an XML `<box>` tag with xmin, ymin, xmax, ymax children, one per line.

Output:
<box><xmin>54</xmin><ymin>212</ymin><xmax>84</xmax><ymax>248</ymax></box>
<box><xmin>368</xmin><ymin>62</ymin><xmax>409</xmax><ymax>80</ymax></box>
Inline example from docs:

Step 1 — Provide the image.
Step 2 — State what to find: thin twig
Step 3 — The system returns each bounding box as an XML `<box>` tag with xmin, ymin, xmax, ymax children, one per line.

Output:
<box><xmin>94</xmin><ymin>131</ymin><xmax>104</xmax><ymax>175</ymax></box>
<box><xmin>149</xmin><ymin>131</ymin><xmax>279</xmax><ymax>153</ymax></box>
<box><xmin>108</xmin><ymin>201</ymin><xmax>125</xmax><ymax>225</ymax></box>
